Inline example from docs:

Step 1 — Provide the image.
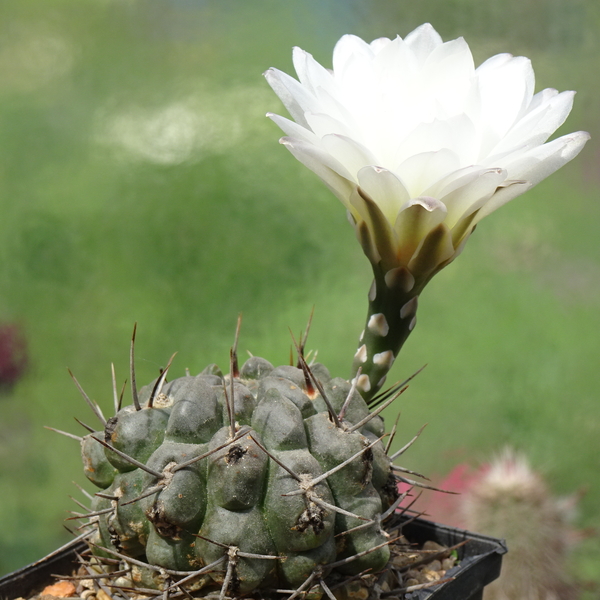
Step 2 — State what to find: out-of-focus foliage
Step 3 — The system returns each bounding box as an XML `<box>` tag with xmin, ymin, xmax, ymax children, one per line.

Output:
<box><xmin>0</xmin><ymin>0</ymin><xmax>598</xmax><ymax>589</ymax></box>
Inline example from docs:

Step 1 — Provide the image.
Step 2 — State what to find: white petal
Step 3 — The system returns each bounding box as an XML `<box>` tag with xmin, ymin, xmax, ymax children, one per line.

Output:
<box><xmin>372</xmin><ymin>34</ymin><xmax>411</xmax><ymax>68</ymax></box>
<box><xmin>395</xmin><ymin>149</ymin><xmax>461</xmax><ymax>198</ymax></box>
<box><xmin>332</xmin><ymin>34</ymin><xmax>375</xmax><ymax>75</ymax></box>
<box><xmin>357</xmin><ymin>166</ymin><xmax>411</xmax><ymax>224</ymax></box>
<box><xmin>292</xmin><ymin>47</ymin><xmax>334</xmax><ymax>96</ymax></box>
<box><xmin>333</xmin><ymin>38</ymin><xmax>379</xmax><ymax>100</ymax></box>
<box><xmin>475</xmin><ymin>52</ymin><xmax>515</xmax><ymax>75</ymax></box>
<box><xmin>335</xmin><ymin>50</ymin><xmax>379</xmax><ymax>106</ymax></box>
<box><xmin>280</xmin><ymin>137</ymin><xmax>355</xmax><ymax>206</ymax></box>
<box><xmin>321</xmin><ymin>134</ymin><xmax>378</xmax><ymax>178</ymax></box>
<box><xmin>267</xmin><ymin>113</ymin><xmax>318</xmax><ymax>144</ymax></box>
<box><xmin>487</xmin><ymin>90</ymin><xmax>575</xmax><ymax>158</ymax></box>
<box><xmin>370</xmin><ymin>36</ymin><xmax>394</xmax><ymax>53</ymax></box>
<box><xmin>443</xmin><ymin>113</ymin><xmax>480</xmax><ymax>165</ymax></box>
<box><xmin>475</xmin><ymin>131</ymin><xmax>590</xmax><ymax>222</ymax></box>
<box><xmin>281</xmin><ymin>136</ymin><xmax>353</xmax><ymax>178</ymax></box>
<box><xmin>422</xmin><ymin>165</ymin><xmax>486</xmax><ymax>198</ymax></box>
<box><xmin>526</xmin><ymin>87</ymin><xmax>559</xmax><ymax>111</ymax></box>
<box><xmin>425</xmin><ymin>36</ymin><xmax>473</xmax><ymax>72</ymax></box>
<box><xmin>404</xmin><ymin>23</ymin><xmax>444</xmax><ymax>64</ymax></box>
<box><xmin>472</xmin><ymin>181</ymin><xmax>532</xmax><ymax>224</ymax></box>
<box><xmin>422</xmin><ymin>38</ymin><xmax>475</xmax><ymax>113</ymax></box>
<box><xmin>393</xmin><ymin>118</ymin><xmax>461</xmax><ymax>167</ymax></box>
<box><xmin>439</xmin><ymin>168</ymin><xmax>507</xmax><ymax>227</ymax></box>
<box><xmin>304</xmin><ymin>112</ymin><xmax>353</xmax><ymax>140</ymax></box>
<box><xmin>503</xmin><ymin>131</ymin><xmax>590</xmax><ymax>185</ymax></box>
<box><xmin>312</xmin><ymin>85</ymin><xmax>364</xmax><ymax>135</ymax></box>
<box><xmin>476</xmin><ymin>55</ymin><xmax>536</xmax><ymax>138</ymax></box>
<box><xmin>264</xmin><ymin>68</ymin><xmax>316</xmax><ymax>128</ymax></box>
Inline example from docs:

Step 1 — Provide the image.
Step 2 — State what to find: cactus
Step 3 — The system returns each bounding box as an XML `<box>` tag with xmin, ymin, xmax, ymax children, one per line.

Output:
<box><xmin>460</xmin><ymin>451</ymin><xmax>581</xmax><ymax>600</ymax></box>
<box><xmin>44</xmin><ymin>22</ymin><xmax>589</xmax><ymax>600</ymax></box>
<box><xmin>53</xmin><ymin>322</ymin><xmax>430</xmax><ymax>599</ymax></box>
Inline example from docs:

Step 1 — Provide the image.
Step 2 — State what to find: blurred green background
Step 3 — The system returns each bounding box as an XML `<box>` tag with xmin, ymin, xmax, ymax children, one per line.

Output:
<box><xmin>0</xmin><ymin>0</ymin><xmax>599</xmax><ymax>588</ymax></box>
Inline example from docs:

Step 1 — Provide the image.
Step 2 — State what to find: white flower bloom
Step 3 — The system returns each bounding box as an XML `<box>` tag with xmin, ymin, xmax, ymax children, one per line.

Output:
<box><xmin>265</xmin><ymin>24</ymin><xmax>589</xmax><ymax>282</ymax></box>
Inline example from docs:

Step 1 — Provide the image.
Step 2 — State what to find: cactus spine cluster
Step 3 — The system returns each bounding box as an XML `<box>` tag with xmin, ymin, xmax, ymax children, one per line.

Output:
<box><xmin>63</xmin><ymin>325</ymin><xmax>422</xmax><ymax>599</ymax></box>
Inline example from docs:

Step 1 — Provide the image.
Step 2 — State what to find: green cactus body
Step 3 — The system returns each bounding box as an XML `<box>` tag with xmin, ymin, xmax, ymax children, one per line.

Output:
<box><xmin>80</xmin><ymin>355</ymin><xmax>402</xmax><ymax>597</ymax></box>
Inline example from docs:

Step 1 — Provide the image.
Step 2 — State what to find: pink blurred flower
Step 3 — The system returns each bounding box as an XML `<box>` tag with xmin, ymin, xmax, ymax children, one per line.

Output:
<box><xmin>0</xmin><ymin>323</ymin><xmax>28</xmax><ymax>390</ymax></box>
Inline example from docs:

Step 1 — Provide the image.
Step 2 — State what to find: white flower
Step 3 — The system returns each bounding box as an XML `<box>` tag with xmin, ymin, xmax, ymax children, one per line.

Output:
<box><xmin>265</xmin><ymin>24</ymin><xmax>589</xmax><ymax>283</ymax></box>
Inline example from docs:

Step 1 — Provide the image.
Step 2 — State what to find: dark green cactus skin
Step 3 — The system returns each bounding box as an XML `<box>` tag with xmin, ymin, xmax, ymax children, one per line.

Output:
<box><xmin>81</xmin><ymin>356</ymin><xmax>397</xmax><ymax>595</ymax></box>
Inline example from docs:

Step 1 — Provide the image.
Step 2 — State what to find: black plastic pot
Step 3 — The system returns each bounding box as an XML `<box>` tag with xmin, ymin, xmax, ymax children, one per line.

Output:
<box><xmin>0</xmin><ymin>519</ymin><xmax>506</xmax><ymax>600</ymax></box>
<box><xmin>399</xmin><ymin>518</ymin><xmax>507</xmax><ymax>600</ymax></box>
<box><xmin>0</xmin><ymin>536</ymin><xmax>88</xmax><ymax>600</ymax></box>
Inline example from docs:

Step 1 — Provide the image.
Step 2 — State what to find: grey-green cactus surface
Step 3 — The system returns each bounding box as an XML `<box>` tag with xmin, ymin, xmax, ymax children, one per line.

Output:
<box><xmin>71</xmin><ymin>344</ymin><xmax>418</xmax><ymax>599</ymax></box>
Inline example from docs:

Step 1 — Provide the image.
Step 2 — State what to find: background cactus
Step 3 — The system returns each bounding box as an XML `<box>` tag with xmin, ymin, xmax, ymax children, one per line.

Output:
<box><xmin>462</xmin><ymin>451</ymin><xmax>581</xmax><ymax>600</ymax></box>
<box><xmin>59</xmin><ymin>324</ymin><xmax>425</xmax><ymax>598</ymax></box>
<box><xmin>416</xmin><ymin>450</ymin><xmax>585</xmax><ymax>600</ymax></box>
